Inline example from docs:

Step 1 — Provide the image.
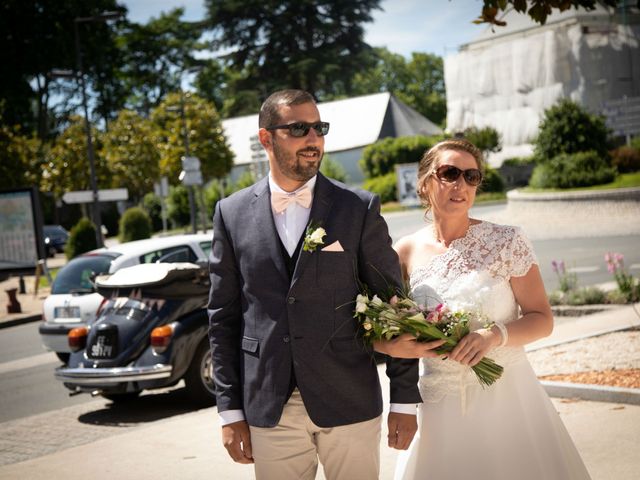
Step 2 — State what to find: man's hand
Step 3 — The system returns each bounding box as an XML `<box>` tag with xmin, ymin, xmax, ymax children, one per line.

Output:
<box><xmin>221</xmin><ymin>420</ymin><xmax>254</xmax><ymax>464</ymax></box>
<box><xmin>375</xmin><ymin>333</ymin><xmax>445</xmax><ymax>359</ymax></box>
<box><xmin>387</xmin><ymin>412</ymin><xmax>418</xmax><ymax>450</ymax></box>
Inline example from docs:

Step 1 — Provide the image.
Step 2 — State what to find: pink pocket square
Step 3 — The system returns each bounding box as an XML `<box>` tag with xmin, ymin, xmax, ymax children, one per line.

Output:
<box><xmin>321</xmin><ymin>240</ymin><xmax>344</xmax><ymax>252</ymax></box>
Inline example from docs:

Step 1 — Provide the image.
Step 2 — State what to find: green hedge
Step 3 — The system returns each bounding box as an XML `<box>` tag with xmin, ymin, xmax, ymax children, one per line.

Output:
<box><xmin>119</xmin><ymin>207</ymin><xmax>152</xmax><ymax>242</ymax></box>
<box><xmin>529</xmin><ymin>151</ymin><xmax>616</xmax><ymax>189</ymax></box>
<box><xmin>480</xmin><ymin>166</ymin><xmax>505</xmax><ymax>193</ymax></box>
<box><xmin>360</xmin><ymin>135</ymin><xmax>441</xmax><ymax>178</ymax></box>
<box><xmin>363</xmin><ymin>172</ymin><xmax>397</xmax><ymax>203</ymax></box>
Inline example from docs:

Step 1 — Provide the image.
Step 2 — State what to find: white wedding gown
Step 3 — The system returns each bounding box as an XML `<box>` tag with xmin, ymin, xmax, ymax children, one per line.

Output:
<box><xmin>394</xmin><ymin>221</ymin><xmax>591</xmax><ymax>480</ymax></box>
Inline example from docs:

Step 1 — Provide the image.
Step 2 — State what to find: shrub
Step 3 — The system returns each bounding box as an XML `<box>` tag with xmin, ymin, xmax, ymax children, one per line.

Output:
<box><xmin>462</xmin><ymin>126</ymin><xmax>501</xmax><ymax>157</ymax></box>
<box><xmin>360</xmin><ymin>135</ymin><xmax>441</xmax><ymax>178</ymax></box>
<box><xmin>64</xmin><ymin>218</ymin><xmax>97</xmax><ymax>259</ymax></box>
<box><xmin>119</xmin><ymin>207</ymin><xmax>152</xmax><ymax>242</ymax></box>
<box><xmin>529</xmin><ymin>151</ymin><xmax>616</xmax><ymax>189</ymax></box>
<box><xmin>534</xmin><ymin>99</ymin><xmax>611</xmax><ymax>162</ymax></box>
<box><xmin>232</xmin><ymin>170</ymin><xmax>257</xmax><ymax>192</ymax></box>
<box><xmin>320</xmin><ymin>155</ymin><xmax>348</xmax><ymax>183</ymax></box>
<box><xmin>363</xmin><ymin>172</ymin><xmax>397</xmax><ymax>203</ymax></box>
<box><xmin>479</xmin><ymin>166</ymin><xmax>504</xmax><ymax>193</ymax></box>
<box><xmin>143</xmin><ymin>192</ymin><xmax>163</xmax><ymax>232</ymax></box>
<box><xmin>167</xmin><ymin>185</ymin><xmax>191</xmax><ymax>228</ymax></box>
<box><xmin>610</xmin><ymin>146</ymin><xmax>640</xmax><ymax>173</ymax></box>
<box><xmin>204</xmin><ymin>179</ymin><xmax>234</xmax><ymax>217</ymax></box>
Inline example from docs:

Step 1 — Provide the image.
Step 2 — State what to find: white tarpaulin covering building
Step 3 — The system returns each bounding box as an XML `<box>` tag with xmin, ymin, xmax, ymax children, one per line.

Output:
<box><xmin>222</xmin><ymin>92</ymin><xmax>442</xmax><ymax>184</ymax></box>
<box><xmin>445</xmin><ymin>5</ymin><xmax>640</xmax><ymax>166</ymax></box>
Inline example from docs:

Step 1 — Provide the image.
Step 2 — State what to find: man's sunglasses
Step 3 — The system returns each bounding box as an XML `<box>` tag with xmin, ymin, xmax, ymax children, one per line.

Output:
<box><xmin>266</xmin><ymin>121</ymin><xmax>330</xmax><ymax>137</ymax></box>
<box><xmin>433</xmin><ymin>165</ymin><xmax>483</xmax><ymax>186</ymax></box>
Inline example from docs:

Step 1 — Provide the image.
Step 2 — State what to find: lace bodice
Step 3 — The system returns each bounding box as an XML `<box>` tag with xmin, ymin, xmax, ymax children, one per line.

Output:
<box><xmin>410</xmin><ymin>221</ymin><xmax>537</xmax><ymax>404</ymax></box>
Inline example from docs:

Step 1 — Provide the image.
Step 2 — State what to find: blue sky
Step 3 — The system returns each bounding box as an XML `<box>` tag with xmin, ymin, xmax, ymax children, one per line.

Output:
<box><xmin>121</xmin><ymin>0</ymin><xmax>489</xmax><ymax>58</ymax></box>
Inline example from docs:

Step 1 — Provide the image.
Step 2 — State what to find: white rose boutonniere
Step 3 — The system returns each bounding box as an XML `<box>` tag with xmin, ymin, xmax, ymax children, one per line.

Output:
<box><xmin>303</xmin><ymin>221</ymin><xmax>326</xmax><ymax>252</ymax></box>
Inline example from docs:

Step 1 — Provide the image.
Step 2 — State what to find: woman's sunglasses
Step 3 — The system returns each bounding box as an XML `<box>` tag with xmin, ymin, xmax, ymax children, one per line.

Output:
<box><xmin>266</xmin><ymin>121</ymin><xmax>330</xmax><ymax>137</ymax></box>
<box><xmin>433</xmin><ymin>165</ymin><xmax>483</xmax><ymax>186</ymax></box>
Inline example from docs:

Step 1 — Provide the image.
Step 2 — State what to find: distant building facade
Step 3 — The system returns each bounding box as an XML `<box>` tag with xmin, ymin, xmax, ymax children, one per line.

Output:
<box><xmin>444</xmin><ymin>5</ymin><xmax>640</xmax><ymax>166</ymax></box>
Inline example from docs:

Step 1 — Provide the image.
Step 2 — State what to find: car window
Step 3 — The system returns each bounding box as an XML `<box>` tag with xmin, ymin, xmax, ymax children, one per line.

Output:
<box><xmin>51</xmin><ymin>255</ymin><xmax>113</xmax><ymax>294</ymax></box>
<box><xmin>140</xmin><ymin>246</ymin><xmax>197</xmax><ymax>264</ymax></box>
<box><xmin>199</xmin><ymin>241</ymin><xmax>211</xmax><ymax>259</ymax></box>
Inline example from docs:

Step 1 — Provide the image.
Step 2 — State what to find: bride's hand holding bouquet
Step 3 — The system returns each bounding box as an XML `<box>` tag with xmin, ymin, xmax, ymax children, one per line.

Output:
<box><xmin>355</xmin><ymin>292</ymin><xmax>504</xmax><ymax>387</ymax></box>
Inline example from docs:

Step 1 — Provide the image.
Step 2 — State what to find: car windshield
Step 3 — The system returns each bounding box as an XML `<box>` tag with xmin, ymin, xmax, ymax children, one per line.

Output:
<box><xmin>44</xmin><ymin>225</ymin><xmax>68</xmax><ymax>237</ymax></box>
<box><xmin>51</xmin><ymin>255</ymin><xmax>114</xmax><ymax>294</ymax></box>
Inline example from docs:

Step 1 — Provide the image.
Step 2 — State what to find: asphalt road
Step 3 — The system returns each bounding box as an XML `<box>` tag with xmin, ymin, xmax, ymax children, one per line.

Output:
<box><xmin>1</xmin><ymin>204</ymin><xmax>639</xmax><ymax>424</ymax></box>
<box><xmin>383</xmin><ymin>205</ymin><xmax>640</xmax><ymax>291</ymax></box>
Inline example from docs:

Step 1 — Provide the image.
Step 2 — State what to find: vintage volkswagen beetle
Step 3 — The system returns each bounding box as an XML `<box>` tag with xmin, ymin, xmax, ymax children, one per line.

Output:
<box><xmin>54</xmin><ymin>262</ymin><xmax>215</xmax><ymax>405</ymax></box>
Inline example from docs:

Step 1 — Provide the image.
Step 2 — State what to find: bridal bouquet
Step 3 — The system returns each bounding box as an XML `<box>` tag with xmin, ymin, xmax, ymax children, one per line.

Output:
<box><xmin>354</xmin><ymin>292</ymin><xmax>504</xmax><ymax>387</ymax></box>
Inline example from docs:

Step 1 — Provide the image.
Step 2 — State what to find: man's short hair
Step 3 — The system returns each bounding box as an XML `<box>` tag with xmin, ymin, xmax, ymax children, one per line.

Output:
<box><xmin>259</xmin><ymin>89</ymin><xmax>316</xmax><ymax>128</ymax></box>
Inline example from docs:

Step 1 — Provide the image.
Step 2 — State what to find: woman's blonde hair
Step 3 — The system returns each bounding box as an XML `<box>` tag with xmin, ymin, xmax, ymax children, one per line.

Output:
<box><xmin>416</xmin><ymin>138</ymin><xmax>484</xmax><ymax>210</ymax></box>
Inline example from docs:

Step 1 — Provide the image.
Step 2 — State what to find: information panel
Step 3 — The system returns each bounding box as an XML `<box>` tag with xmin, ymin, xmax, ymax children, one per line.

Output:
<box><xmin>0</xmin><ymin>188</ymin><xmax>44</xmax><ymax>276</ymax></box>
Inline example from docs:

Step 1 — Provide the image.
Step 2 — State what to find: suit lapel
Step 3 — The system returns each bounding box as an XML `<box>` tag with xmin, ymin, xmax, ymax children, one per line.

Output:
<box><xmin>251</xmin><ymin>178</ymin><xmax>289</xmax><ymax>281</ymax></box>
<box><xmin>291</xmin><ymin>173</ymin><xmax>335</xmax><ymax>287</ymax></box>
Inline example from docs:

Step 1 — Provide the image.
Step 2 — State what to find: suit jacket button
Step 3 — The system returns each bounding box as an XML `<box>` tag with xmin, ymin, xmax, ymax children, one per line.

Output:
<box><xmin>283</xmin><ymin>335</ymin><xmax>290</xmax><ymax>343</ymax></box>
<box><xmin>287</xmin><ymin>296</ymin><xmax>295</xmax><ymax>304</ymax></box>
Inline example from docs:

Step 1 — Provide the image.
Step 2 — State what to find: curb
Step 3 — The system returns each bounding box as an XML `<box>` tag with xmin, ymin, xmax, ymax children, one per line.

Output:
<box><xmin>542</xmin><ymin>380</ymin><xmax>640</xmax><ymax>406</ymax></box>
<box><xmin>0</xmin><ymin>313</ymin><xmax>42</xmax><ymax>329</ymax></box>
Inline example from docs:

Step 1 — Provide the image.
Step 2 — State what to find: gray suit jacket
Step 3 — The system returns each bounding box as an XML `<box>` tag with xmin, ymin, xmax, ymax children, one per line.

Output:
<box><xmin>208</xmin><ymin>173</ymin><xmax>420</xmax><ymax>428</ymax></box>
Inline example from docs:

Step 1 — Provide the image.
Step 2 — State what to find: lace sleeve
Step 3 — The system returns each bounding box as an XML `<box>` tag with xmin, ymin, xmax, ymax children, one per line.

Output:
<box><xmin>508</xmin><ymin>227</ymin><xmax>538</xmax><ymax>277</ymax></box>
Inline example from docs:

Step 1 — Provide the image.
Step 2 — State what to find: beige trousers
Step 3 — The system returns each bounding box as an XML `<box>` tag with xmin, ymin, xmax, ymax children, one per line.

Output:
<box><xmin>249</xmin><ymin>390</ymin><xmax>381</xmax><ymax>480</ymax></box>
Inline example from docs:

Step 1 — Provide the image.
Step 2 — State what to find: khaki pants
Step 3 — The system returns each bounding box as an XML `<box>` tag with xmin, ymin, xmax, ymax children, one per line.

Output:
<box><xmin>250</xmin><ymin>390</ymin><xmax>381</xmax><ymax>480</ymax></box>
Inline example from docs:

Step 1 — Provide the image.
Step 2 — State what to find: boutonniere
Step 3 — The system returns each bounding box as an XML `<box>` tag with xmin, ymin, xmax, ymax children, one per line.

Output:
<box><xmin>303</xmin><ymin>221</ymin><xmax>326</xmax><ymax>252</ymax></box>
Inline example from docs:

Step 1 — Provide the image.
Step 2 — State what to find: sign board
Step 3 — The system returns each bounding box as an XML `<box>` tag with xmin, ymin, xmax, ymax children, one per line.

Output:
<box><xmin>62</xmin><ymin>188</ymin><xmax>128</xmax><ymax>204</ymax></box>
<box><xmin>154</xmin><ymin>177</ymin><xmax>169</xmax><ymax>197</ymax></box>
<box><xmin>181</xmin><ymin>156</ymin><xmax>201</xmax><ymax>171</ymax></box>
<box><xmin>602</xmin><ymin>96</ymin><xmax>640</xmax><ymax>137</ymax></box>
<box><xmin>0</xmin><ymin>187</ymin><xmax>45</xmax><ymax>278</ymax></box>
<box><xmin>180</xmin><ymin>170</ymin><xmax>203</xmax><ymax>186</ymax></box>
<box><xmin>395</xmin><ymin>163</ymin><xmax>421</xmax><ymax>207</ymax></box>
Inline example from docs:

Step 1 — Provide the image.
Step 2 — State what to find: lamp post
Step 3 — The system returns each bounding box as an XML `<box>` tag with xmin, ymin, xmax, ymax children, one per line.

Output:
<box><xmin>73</xmin><ymin>11</ymin><xmax>123</xmax><ymax>247</ymax></box>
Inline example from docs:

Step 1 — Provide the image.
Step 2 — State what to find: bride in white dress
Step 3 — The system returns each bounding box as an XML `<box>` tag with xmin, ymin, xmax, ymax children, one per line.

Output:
<box><xmin>375</xmin><ymin>139</ymin><xmax>591</xmax><ymax>480</ymax></box>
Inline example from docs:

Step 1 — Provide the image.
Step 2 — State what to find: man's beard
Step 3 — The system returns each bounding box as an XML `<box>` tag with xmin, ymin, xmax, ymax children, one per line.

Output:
<box><xmin>272</xmin><ymin>139</ymin><xmax>323</xmax><ymax>182</ymax></box>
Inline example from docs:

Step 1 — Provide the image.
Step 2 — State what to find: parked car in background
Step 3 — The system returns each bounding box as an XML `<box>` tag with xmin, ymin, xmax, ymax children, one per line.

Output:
<box><xmin>43</xmin><ymin>225</ymin><xmax>70</xmax><ymax>257</ymax></box>
<box><xmin>39</xmin><ymin>233</ymin><xmax>212</xmax><ymax>363</ymax></box>
<box><xmin>55</xmin><ymin>262</ymin><xmax>214</xmax><ymax>405</ymax></box>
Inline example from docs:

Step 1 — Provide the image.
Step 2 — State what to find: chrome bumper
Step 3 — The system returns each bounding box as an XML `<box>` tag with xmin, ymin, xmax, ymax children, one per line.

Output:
<box><xmin>55</xmin><ymin>364</ymin><xmax>173</xmax><ymax>385</ymax></box>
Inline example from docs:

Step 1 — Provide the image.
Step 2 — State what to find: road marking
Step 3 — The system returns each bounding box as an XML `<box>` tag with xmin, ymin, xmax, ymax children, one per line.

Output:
<box><xmin>630</xmin><ymin>263</ymin><xmax>640</xmax><ymax>270</ymax></box>
<box><xmin>0</xmin><ymin>352</ymin><xmax>59</xmax><ymax>375</ymax></box>
<box><xmin>567</xmin><ymin>266</ymin><xmax>600</xmax><ymax>273</ymax></box>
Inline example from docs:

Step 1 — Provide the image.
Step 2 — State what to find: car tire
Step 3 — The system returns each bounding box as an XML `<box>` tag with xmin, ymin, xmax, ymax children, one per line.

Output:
<box><xmin>102</xmin><ymin>392</ymin><xmax>141</xmax><ymax>403</ymax></box>
<box><xmin>55</xmin><ymin>352</ymin><xmax>70</xmax><ymax>364</ymax></box>
<box><xmin>47</xmin><ymin>246</ymin><xmax>57</xmax><ymax>258</ymax></box>
<box><xmin>184</xmin><ymin>337</ymin><xmax>216</xmax><ymax>406</ymax></box>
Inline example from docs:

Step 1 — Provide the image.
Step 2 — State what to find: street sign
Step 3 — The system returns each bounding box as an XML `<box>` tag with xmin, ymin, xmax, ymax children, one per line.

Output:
<box><xmin>62</xmin><ymin>188</ymin><xmax>128</xmax><ymax>204</ymax></box>
<box><xmin>602</xmin><ymin>96</ymin><xmax>640</xmax><ymax>137</ymax></box>
<box><xmin>179</xmin><ymin>170</ymin><xmax>203</xmax><ymax>186</ymax></box>
<box><xmin>181</xmin><ymin>156</ymin><xmax>201</xmax><ymax>171</ymax></box>
<box><xmin>154</xmin><ymin>177</ymin><xmax>169</xmax><ymax>197</ymax></box>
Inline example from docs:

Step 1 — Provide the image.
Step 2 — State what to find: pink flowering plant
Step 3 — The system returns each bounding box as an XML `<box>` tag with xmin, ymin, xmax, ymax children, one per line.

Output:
<box><xmin>605</xmin><ymin>252</ymin><xmax>639</xmax><ymax>302</ymax></box>
<box><xmin>551</xmin><ymin>259</ymin><xmax>578</xmax><ymax>293</ymax></box>
<box><xmin>354</xmin><ymin>292</ymin><xmax>503</xmax><ymax>387</ymax></box>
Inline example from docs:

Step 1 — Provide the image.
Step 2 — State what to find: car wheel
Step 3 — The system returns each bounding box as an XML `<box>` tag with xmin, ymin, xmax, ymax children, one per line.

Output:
<box><xmin>184</xmin><ymin>338</ymin><xmax>216</xmax><ymax>406</ymax></box>
<box><xmin>55</xmin><ymin>352</ymin><xmax>70</xmax><ymax>364</ymax></box>
<box><xmin>47</xmin><ymin>246</ymin><xmax>57</xmax><ymax>258</ymax></box>
<box><xmin>102</xmin><ymin>392</ymin><xmax>141</xmax><ymax>403</ymax></box>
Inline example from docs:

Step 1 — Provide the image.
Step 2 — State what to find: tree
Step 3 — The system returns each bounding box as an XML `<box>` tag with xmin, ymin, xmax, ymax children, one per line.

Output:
<box><xmin>462</xmin><ymin>126</ymin><xmax>502</xmax><ymax>158</ymax></box>
<box><xmin>351</xmin><ymin>48</ymin><xmax>446</xmax><ymax>126</ymax></box>
<box><xmin>0</xmin><ymin>0</ymin><xmax>125</xmax><ymax>139</ymax></box>
<box><xmin>151</xmin><ymin>92</ymin><xmax>234</xmax><ymax>182</ymax></box>
<box><xmin>204</xmin><ymin>0</ymin><xmax>382</xmax><ymax>100</ymax></box>
<box><xmin>0</xmin><ymin>120</ymin><xmax>42</xmax><ymax>190</ymax></box>
<box><xmin>41</xmin><ymin>115</ymin><xmax>109</xmax><ymax>199</ymax></box>
<box><xmin>102</xmin><ymin>110</ymin><xmax>160</xmax><ymax>202</ymax></box>
<box><xmin>534</xmin><ymin>99</ymin><xmax>611</xmax><ymax>161</ymax></box>
<box><xmin>474</xmin><ymin>0</ymin><xmax>618</xmax><ymax>27</ymax></box>
<box><xmin>118</xmin><ymin>9</ymin><xmax>208</xmax><ymax>115</ymax></box>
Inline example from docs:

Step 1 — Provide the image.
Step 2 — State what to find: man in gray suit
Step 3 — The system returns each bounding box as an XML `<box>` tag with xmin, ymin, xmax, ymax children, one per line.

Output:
<box><xmin>208</xmin><ymin>90</ymin><xmax>439</xmax><ymax>479</ymax></box>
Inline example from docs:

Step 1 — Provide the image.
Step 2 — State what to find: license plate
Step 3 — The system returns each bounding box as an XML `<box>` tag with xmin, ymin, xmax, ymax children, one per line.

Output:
<box><xmin>89</xmin><ymin>328</ymin><xmax>118</xmax><ymax>359</ymax></box>
<box><xmin>54</xmin><ymin>306</ymin><xmax>81</xmax><ymax>321</ymax></box>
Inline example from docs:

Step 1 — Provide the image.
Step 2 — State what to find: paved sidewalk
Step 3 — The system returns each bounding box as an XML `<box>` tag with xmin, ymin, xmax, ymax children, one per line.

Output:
<box><xmin>0</xmin><ymin>304</ymin><xmax>639</xmax><ymax>479</ymax></box>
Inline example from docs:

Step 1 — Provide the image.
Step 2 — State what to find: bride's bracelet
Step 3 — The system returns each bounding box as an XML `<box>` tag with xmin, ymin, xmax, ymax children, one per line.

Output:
<box><xmin>493</xmin><ymin>322</ymin><xmax>509</xmax><ymax>347</ymax></box>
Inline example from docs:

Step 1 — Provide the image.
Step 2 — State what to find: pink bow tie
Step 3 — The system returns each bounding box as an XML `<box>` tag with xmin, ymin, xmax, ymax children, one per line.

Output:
<box><xmin>271</xmin><ymin>187</ymin><xmax>312</xmax><ymax>213</ymax></box>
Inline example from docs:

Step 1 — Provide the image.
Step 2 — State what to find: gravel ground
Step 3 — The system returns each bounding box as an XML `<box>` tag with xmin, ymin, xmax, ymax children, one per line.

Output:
<box><xmin>527</xmin><ymin>327</ymin><xmax>640</xmax><ymax>385</ymax></box>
